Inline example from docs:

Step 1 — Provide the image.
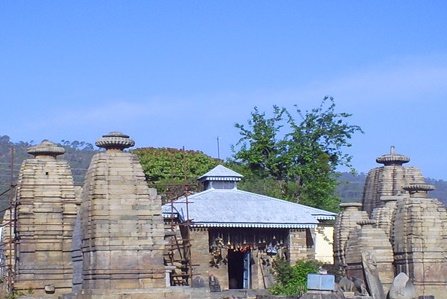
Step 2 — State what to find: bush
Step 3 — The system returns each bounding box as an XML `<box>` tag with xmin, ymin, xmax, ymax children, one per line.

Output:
<box><xmin>269</xmin><ymin>258</ymin><xmax>324</xmax><ymax>296</ymax></box>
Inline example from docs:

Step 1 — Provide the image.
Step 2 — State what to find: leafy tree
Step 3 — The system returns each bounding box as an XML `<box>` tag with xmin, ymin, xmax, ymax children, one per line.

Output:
<box><xmin>269</xmin><ymin>258</ymin><xmax>323</xmax><ymax>296</ymax></box>
<box><xmin>230</xmin><ymin>97</ymin><xmax>363</xmax><ymax>211</ymax></box>
<box><xmin>132</xmin><ymin>147</ymin><xmax>220</xmax><ymax>202</ymax></box>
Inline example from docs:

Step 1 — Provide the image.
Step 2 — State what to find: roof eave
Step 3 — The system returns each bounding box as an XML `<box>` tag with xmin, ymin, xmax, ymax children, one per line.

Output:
<box><xmin>188</xmin><ymin>222</ymin><xmax>318</xmax><ymax>229</ymax></box>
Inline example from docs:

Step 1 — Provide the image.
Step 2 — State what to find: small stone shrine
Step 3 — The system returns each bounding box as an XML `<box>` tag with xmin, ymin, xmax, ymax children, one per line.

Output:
<box><xmin>333</xmin><ymin>203</ymin><xmax>369</xmax><ymax>268</ymax></box>
<box><xmin>73</xmin><ymin>132</ymin><xmax>168</xmax><ymax>298</ymax></box>
<box><xmin>392</xmin><ymin>183</ymin><xmax>447</xmax><ymax>298</ymax></box>
<box><xmin>14</xmin><ymin>141</ymin><xmax>78</xmax><ymax>297</ymax></box>
<box><xmin>1</xmin><ymin>133</ymin><xmax>190</xmax><ymax>299</ymax></box>
<box><xmin>335</xmin><ymin>147</ymin><xmax>447</xmax><ymax>298</ymax></box>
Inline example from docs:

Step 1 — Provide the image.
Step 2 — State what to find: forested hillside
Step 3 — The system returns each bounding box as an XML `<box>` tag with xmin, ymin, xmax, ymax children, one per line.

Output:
<box><xmin>1</xmin><ymin>135</ymin><xmax>447</xmax><ymax>213</ymax></box>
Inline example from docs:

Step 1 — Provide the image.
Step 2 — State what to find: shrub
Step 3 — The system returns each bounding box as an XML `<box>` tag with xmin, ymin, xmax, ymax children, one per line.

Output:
<box><xmin>269</xmin><ymin>258</ymin><xmax>324</xmax><ymax>296</ymax></box>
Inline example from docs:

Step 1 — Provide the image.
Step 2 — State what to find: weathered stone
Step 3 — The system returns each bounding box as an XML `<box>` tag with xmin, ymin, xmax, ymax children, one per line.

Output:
<box><xmin>333</xmin><ymin>203</ymin><xmax>369</xmax><ymax>268</ymax></box>
<box><xmin>13</xmin><ymin>141</ymin><xmax>78</xmax><ymax>297</ymax></box>
<box><xmin>371</xmin><ymin>195</ymin><xmax>400</xmax><ymax>240</ymax></box>
<box><xmin>73</xmin><ymin>132</ymin><xmax>171</xmax><ymax>298</ymax></box>
<box><xmin>345</xmin><ymin>220</ymin><xmax>394</xmax><ymax>295</ymax></box>
<box><xmin>361</xmin><ymin>251</ymin><xmax>385</xmax><ymax>299</ymax></box>
<box><xmin>392</xmin><ymin>184</ymin><xmax>447</xmax><ymax>298</ymax></box>
<box><xmin>338</xmin><ymin>276</ymin><xmax>355</xmax><ymax>293</ymax></box>
<box><xmin>389</xmin><ymin>272</ymin><xmax>417</xmax><ymax>299</ymax></box>
<box><xmin>362</xmin><ymin>147</ymin><xmax>425</xmax><ymax>216</ymax></box>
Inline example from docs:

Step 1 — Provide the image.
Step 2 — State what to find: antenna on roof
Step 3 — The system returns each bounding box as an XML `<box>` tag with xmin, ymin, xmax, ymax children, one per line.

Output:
<box><xmin>217</xmin><ymin>137</ymin><xmax>220</xmax><ymax>160</ymax></box>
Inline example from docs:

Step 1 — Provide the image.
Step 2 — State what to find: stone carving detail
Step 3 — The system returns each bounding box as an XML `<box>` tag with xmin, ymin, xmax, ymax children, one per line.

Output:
<box><xmin>333</xmin><ymin>203</ymin><xmax>369</xmax><ymax>268</ymax></box>
<box><xmin>371</xmin><ymin>195</ymin><xmax>400</xmax><ymax>240</ymax></box>
<box><xmin>362</xmin><ymin>147</ymin><xmax>425</xmax><ymax>216</ymax></box>
<box><xmin>336</xmin><ymin>147</ymin><xmax>447</xmax><ymax>298</ymax></box>
<box><xmin>362</xmin><ymin>251</ymin><xmax>385</xmax><ymax>299</ymax></box>
<box><xmin>14</xmin><ymin>141</ymin><xmax>78</xmax><ymax>297</ymax></box>
<box><xmin>78</xmin><ymin>132</ymin><xmax>166</xmax><ymax>293</ymax></box>
<box><xmin>345</xmin><ymin>220</ymin><xmax>394</xmax><ymax>294</ymax></box>
<box><xmin>392</xmin><ymin>183</ymin><xmax>447</xmax><ymax>298</ymax></box>
<box><xmin>94</xmin><ymin>131</ymin><xmax>135</xmax><ymax>150</ymax></box>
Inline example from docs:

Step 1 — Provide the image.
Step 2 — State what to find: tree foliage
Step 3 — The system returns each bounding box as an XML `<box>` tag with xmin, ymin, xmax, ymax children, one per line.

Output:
<box><xmin>132</xmin><ymin>147</ymin><xmax>220</xmax><ymax>202</ymax></box>
<box><xmin>269</xmin><ymin>258</ymin><xmax>323</xmax><ymax>296</ymax></box>
<box><xmin>230</xmin><ymin>97</ymin><xmax>363</xmax><ymax>211</ymax></box>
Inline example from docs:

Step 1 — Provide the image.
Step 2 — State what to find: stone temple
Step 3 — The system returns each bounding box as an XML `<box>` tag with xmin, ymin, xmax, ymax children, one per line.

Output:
<box><xmin>2</xmin><ymin>136</ymin><xmax>447</xmax><ymax>298</ymax></box>
<box><xmin>1</xmin><ymin>133</ymin><xmax>189</xmax><ymax>299</ymax></box>
<box><xmin>0</xmin><ymin>132</ymin><xmax>336</xmax><ymax>298</ymax></box>
<box><xmin>13</xmin><ymin>141</ymin><xmax>78</xmax><ymax>296</ymax></box>
<box><xmin>362</xmin><ymin>146</ymin><xmax>425</xmax><ymax>216</ymax></box>
<box><xmin>335</xmin><ymin>147</ymin><xmax>447</xmax><ymax>298</ymax></box>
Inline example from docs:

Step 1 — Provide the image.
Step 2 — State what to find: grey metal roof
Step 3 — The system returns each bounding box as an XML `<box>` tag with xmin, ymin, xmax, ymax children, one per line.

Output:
<box><xmin>198</xmin><ymin>165</ymin><xmax>243</xmax><ymax>182</ymax></box>
<box><xmin>162</xmin><ymin>188</ymin><xmax>336</xmax><ymax>229</ymax></box>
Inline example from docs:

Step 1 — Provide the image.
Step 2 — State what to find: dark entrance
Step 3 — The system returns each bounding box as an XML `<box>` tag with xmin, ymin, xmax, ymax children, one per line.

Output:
<box><xmin>228</xmin><ymin>249</ymin><xmax>251</xmax><ymax>289</ymax></box>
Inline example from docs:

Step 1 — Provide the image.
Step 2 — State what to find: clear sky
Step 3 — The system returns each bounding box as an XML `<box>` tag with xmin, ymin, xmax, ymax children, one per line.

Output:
<box><xmin>1</xmin><ymin>1</ymin><xmax>447</xmax><ymax>179</ymax></box>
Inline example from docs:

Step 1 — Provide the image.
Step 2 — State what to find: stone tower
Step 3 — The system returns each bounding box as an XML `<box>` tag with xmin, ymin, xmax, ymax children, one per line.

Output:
<box><xmin>14</xmin><ymin>141</ymin><xmax>78</xmax><ymax>297</ymax></box>
<box><xmin>362</xmin><ymin>146</ymin><xmax>425</xmax><ymax>216</ymax></box>
<box><xmin>76</xmin><ymin>132</ymin><xmax>167</xmax><ymax>298</ymax></box>
<box><xmin>392</xmin><ymin>183</ymin><xmax>447</xmax><ymax>298</ymax></box>
<box><xmin>333</xmin><ymin>203</ymin><xmax>369</xmax><ymax>268</ymax></box>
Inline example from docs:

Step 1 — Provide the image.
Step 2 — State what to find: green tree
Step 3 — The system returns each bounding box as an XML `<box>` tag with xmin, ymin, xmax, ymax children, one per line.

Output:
<box><xmin>230</xmin><ymin>97</ymin><xmax>363</xmax><ymax>211</ymax></box>
<box><xmin>269</xmin><ymin>258</ymin><xmax>323</xmax><ymax>296</ymax></box>
<box><xmin>132</xmin><ymin>147</ymin><xmax>220</xmax><ymax>202</ymax></box>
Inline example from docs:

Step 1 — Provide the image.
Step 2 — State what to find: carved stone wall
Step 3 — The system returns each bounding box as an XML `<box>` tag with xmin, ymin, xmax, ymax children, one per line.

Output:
<box><xmin>392</xmin><ymin>184</ymin><xmax>447</xmax><ymax>298</ymax></box>
<box><xmin>333</xmin><ymin>203</ymin><xmax>369</xmax><ymax>268</ymax></box>
<box><xmin>76</xmin><ymin>132</ymin><xmax>167</xmax><ymax>297</ymax></box>
<box><xmin>362</xmin><ymin>147</ymin><xmax>425</xmax><ymax>216</ymax></box>
<box><xmin>371</xmin><ymin>195</ymin><xmax>400</xmax><ymax>240</ymax></box>
<box><xmin>14</xmin><ymin>141</ymin><xmax>78</xmax><ymax>297</ymax></box>
<box><xmin>345</xmin><ymin>220</ymin><xmax>394</xmax><ymax>294</ymax></box>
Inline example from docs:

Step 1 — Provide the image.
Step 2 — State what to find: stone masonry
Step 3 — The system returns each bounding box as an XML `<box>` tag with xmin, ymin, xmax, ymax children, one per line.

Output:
<box><xmin>335</xmin><ymin>148</ymin><xmax>447</xmax><ymax>298</ymax></box>
<box><xmin>345</xmin><ymin>219</ymin><xmax>394</xmax><ymax>294</ymax></box>
<box><xmin>73</xmin><ymin>132</ymin><xmax>168</xmax><ymax>298</ymax></box>
<box><xmin>392</xmin><ymin>183</ymin><xmax>447</xmax><ymax>298</ymax></box>
<box><xmin>333</xmin><ymin>203</ymin><xmax>369</xmax><ymax>268</ymax></box>
<box><xmin>371</xmin><ymin>195</ymin><xmax>399</xmax><ymax>240</ymax></box>
<box><xmin>362</xmin><ymin>147</ymin><xmax>425</xmax><ymax>216</ymax></box>
<box><xmin>14</xmin><ymin>141</ymin><xmax>78</xmax><ymax>297</ymax></box>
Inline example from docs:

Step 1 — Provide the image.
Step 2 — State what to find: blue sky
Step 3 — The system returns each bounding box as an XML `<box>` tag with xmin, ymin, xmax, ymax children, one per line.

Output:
<box><xmin>1</xmin><ymin>1</ymin><xmax>447</xmax><ymax>179</ymax></box>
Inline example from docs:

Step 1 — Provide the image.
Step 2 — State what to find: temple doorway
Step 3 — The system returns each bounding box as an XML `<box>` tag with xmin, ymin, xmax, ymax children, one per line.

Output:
<box><xmin>228</xmin><ymin>249</ymin><xmax>251</xmax><ymax>289</ymax></box>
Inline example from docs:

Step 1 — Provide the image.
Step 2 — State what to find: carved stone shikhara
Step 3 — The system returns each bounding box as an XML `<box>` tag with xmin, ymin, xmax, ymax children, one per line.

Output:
<box><xmin>335</xmin><ymin>148</ymin><xmax>447</xmax><ymax>298</ymax></box>
<box><xmin>362</xmin><ymin>147</ymin><xmax>425</xmax><ymax>216</ymax></box>
<box><xmin>8</xmin><ymin>133</ymin><xmax>186</xmax><ymax>299</ymax></box>
<box><xmin>14</xmin><ymin>141</ymin><xmax>78</xmax><ymax>296</ymax></box>
<box><xmin>392</xmin><ymin>183</ymin><xmax>447</xmax><ymax>298</ymax></box>
<box><xmin>75</xmin><ymin>132</ymin><xmax>167</xmax><ymax>297</ymax></box>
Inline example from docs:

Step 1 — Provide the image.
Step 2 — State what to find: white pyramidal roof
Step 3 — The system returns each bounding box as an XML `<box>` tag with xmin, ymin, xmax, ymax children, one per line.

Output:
<box><xmin>198</xmin><ymin>164</ymin><xmax>243</xmax><ymax>182</ymax></box>
<box><xmin>162</xmin><ymin>165</ymin><xmax>336</xmax><ymax>228</ymax></box>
